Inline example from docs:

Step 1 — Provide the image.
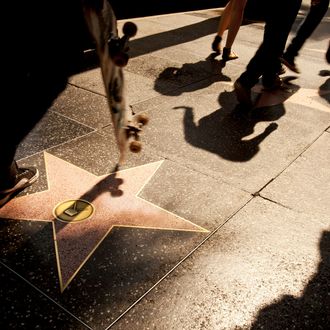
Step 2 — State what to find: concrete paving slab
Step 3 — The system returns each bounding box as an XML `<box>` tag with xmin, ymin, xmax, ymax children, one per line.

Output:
<box><xmin>261</xmin><ymin>132</ymin><xmax>330</xmax><ymax>217</ymax></box>
<box><xmin>69</xmin><ymin>68</ymin><xmax>105</xmax><ymax>97</ymax></box>
<box><xmin>2</xmin><ymin>6</ymin><xmax>330</xmax><ymax>329</ymax></box>
<box><xmin>112</xmin><ymin>197</ymin><xmax>329</xmax><ymax>330</ymax></box>
<box><xmin>133</xmin><ymin>79</ymin><xmax>330</xmax><ymax>193</ymax></box>
<box><xmin>0</xmin><ymin>155</ymin><xmax>251</xmax><ymax>328</ymax></box>
<box><xmin>48</xmin><ymin>130</ymin><xmax>162</xmax><ymax>175</ymax></box>
<box><xmin>50</xmin><ymin>85</ymin><xmax>111</xmax><ymax>130</ymax></box>
<box><xmin>126</xmin><ymin>54</ymin><xmax>215</xmax><ymax>97</ymax></box>
<box><xmin>0</xmin><ymin>264</ymin><xmax>88</xmax><ymax>329</ymax></box>
<box><xmin>138</xmin><ymin>160</ymin><xmax>251</xmax><ymax>230</ymax></box>
<box><xmin>118</xmin><ymin>16</ymin><xmax>216</xmax><ymax>59</ymax></box>
<box><xmin>16</xmin><ymin>111</ymin><xmax>93</xmax><ymax>160</ymax></box>
<box><xmin>119</xmin><ymin>12</ymin><xmax>216</xmax><ymax>37</ymax></box>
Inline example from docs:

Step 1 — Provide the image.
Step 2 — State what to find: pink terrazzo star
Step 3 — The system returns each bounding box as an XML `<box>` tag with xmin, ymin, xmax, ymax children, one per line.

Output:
<box><xmin>0</xmin><ymin>153</ymin><xmax>207</xmax><ymax>291</ymax></box>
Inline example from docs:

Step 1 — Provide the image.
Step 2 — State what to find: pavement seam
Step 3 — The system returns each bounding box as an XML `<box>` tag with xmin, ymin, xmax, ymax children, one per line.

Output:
<box><xmin>68</xmin><ymin>82</ymin><xmax>108</xmax><ymax>98</ymax></box>
<box><xmin>251</xmin><ymin>129</ymin><xmax>330</xmax><ymax>195</ymax></box>
<box><xmin>105</xmin><ymin>195</ymin><xmax>254</xmax><ymax>329</ymax></box>
<box><xmin>257</xmin><ymin>194</ymin><xmax>301</xmax><ymax>213</ymax></box>
<box><xmin>0</xmin><ymin>261</ymin><xmax>92</xmax><ymax>330</ymax></box>
<box><xmin>145</xmin><ymin>155</ymin><xmax>250</xmax><ymax>195</ymax></box>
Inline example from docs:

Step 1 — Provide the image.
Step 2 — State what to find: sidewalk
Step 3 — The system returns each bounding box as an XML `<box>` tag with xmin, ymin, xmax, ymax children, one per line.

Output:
<box><xmin>1</xmin><ymin>7</ymin><xmax>329</xmax><ymax>330</ymax></box>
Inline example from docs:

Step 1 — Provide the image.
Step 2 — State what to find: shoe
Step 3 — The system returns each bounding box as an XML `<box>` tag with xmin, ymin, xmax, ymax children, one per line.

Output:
<box><xmin>280</xmin><ymin>55</ymin><xmax>300</xmax><ymax>74</ymax></box>
<box><xmin>234</xmin><ymin>80</ymin><xmax>252</xmax><ymax>108</ymax></box>
<box><xmin>278</xmin><ymin>64</ymin><xmax>286</xmax><ymax>75</ymax></box>
<box><xmin>0</xmin><ymin>167</ymin><xmax>39</xmax><ymax>208</ymax></box>
<box><xmin>222</xmin><ymin>47</ymin><xmax>239</xmax><ymax>62</ymax></box>
<box><xmin>211</xmin><ymin>35</ymin><xmax>222</xmax><ymax>54</ymax></box>
<box><xmin>262</xmin><ymin>75</ymin><xmax>283</xmax><ymax>90</ymax></box>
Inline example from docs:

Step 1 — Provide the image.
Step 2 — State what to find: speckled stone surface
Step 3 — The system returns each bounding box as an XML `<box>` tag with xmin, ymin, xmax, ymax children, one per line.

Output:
<box><xmin>0</xmin><ymin>264</ymin><xmax>89</xmax><ymax>329</ymax></box>
<box><xmin>0</xmin><ymin>220</ymin><xmax>206</xmax><ymax>329</ymax></box>
<box><xmin>15</xmin><ymin>111</ymin><xmax>94</xmax><ymax>160</ymax></box>
<box><xmin>50</xmin><ymin>84</ymin><xmax>112</xmax><ymax>130</ymax></box>
<box><xmin>111</xmin><ymin>198</ymin><xmax>330</xmax><ymax>330</ymax></box>
<box><xmin>2</xmin><ymin>4</ymin><xmax>330</xmax><ymax>329</ymax></box>
<box><xmin>131</xmin><ymin>80</ymin><xmax>330</xmax><ymax>193</ymax></box>
<box><xmin>261</xmin><ymin>133</ymin><xmax>330</xmax><ymax>217</ymax></box>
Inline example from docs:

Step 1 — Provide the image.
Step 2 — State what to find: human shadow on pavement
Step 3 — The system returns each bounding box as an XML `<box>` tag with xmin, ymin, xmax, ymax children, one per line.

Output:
<box><xmin>318</xmin><ymin>75</ymin><xmax>329</xmax><ymax>104</ymax></box>
<box><xmin>175</xmin><ymin>79</ymin><xmax>300</xmax><ymax>162</ymax></box>
<box><xmin>317</xmin><ymin>70</ymin><xmax>329</xmax><ymax>104</ymax></box>
<box><xmin>154</xmin><ymin>55</ymin><xmax>230</xmax><ymax>96</ymax></box>
<box><xmin>175</xmin><ymin>90</ymin><xmax>283</xmax><ymax>162</ymax></box>
<box><xmin>250</xmin><ymin>230</ymin><xmax>330</xmax><ymax>329</ymax></box>
<box><xmin>79</xmin><ymin>17</ymin><xmax>221</xmax><ymax>73</ymax></box>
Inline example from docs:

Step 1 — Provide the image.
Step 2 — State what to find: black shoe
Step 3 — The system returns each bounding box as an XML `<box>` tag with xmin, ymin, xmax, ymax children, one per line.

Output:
<box><xmin>0</xmin><ymin>167</ymin><xmax>39</xmax><ymax>207</ymax></box>
<box><xmin>222</xmin><ymin>47</ymin><xmax>238</xmax><ymax>62</ymax></box>
<box><xmin>262</xmin><ymin>75</ymin><xmax>283</xmax><ymax>90</ymax></box>
<box><xmin>234</xmin><ymin>80</ymin><xmax>252</xmax><ymax>108</ymax></box>
<box><xmin>278</xmin><ymin>64</ymin><xmax>286</xmax><ymax>75</ymax></box>
<box><xmin>281</xmin><ymin>55</ymin><xmax>300</xmax><ymax>74</ymax></box>
<box><xmin>211</xmin><ymin>35</ymin><xmax>222</xmax><ymax>54</ymax></box>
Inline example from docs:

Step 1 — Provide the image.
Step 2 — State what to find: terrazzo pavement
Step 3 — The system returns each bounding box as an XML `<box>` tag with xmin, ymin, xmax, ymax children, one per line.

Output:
<box><xmin>1</xmin><ymin>3</ymin><xmax>329</xmax><ymax>330</ymax></box>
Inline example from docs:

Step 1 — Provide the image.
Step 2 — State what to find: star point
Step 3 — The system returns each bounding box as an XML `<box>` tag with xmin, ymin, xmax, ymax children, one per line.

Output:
<box><xmin>0</xmin><ymin>153</ymin><xmax>208</xmax><ymax>291</ymax></box>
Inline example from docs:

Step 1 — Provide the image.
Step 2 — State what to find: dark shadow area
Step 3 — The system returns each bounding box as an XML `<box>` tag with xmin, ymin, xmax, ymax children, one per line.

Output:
<box><xmin>0</xmin><ymin>220</ymin><xmax>61</xmax><ymax>296</ymax></box>
<box><xmin>79</xmin><ymin>166</ymin><xmax>124</xmax><ymax>201</ymax></box>
<box><xmin>174</xmin><ymin>80</ymin><xmax>300</xmax><ymax>161</ymax></box>
<box><xmin>79</xmin><ymin>3</ymin><xmax>266</xmax><ymax>72</ymax></box>
<box><xmin>251</xmin><ymin>230</ymin><xmax>330</xmax><ymax>329</ymax></box>
<box><xmin>175</xmin><ymin>97</ymin><xmax>282</xmax><ymax>162</ymax></box>
<box><xmin>59</xmin><ymin>226</ymin><xmax>206</xmax><ymax>329</ymax></box>
<box><xmin>128</xmin><ymin>17</ymin><xmax>220</xmax><ymax>59</ymax></box>
<box><xmin>154</xmin><ymin>54</ymin><xmax>230</xmax><ymax>96</ymax></box>
<box><xmin>74</xmin><ymin>16</ymin><xmax>224</xmax><ymax>74</ymax></box>
<box><xmin>319</xmin><ymin>69</ymin><xmax>330</xmax><ymax>77</ymax></box>
<box><xmin>0</xmin><ymin>263</ymin><xmax>87</xmax><ymax>329</ymax></box>
<box><xmin>318</xmin><ymin>70</ymin><xmax>330</xmax><ymax>104</ymax></box>
<box><xmin>319</xmin><ymin>78</ymin><xmax>330</xmax><ymax>104</ymax></box>
<box><xmin>0</xmin><ymin>216</ymin><xmax>205</xmax><ymax>328</ymax></box>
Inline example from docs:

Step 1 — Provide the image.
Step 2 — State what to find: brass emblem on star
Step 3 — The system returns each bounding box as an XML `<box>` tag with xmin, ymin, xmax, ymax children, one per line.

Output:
<box><xmin>53</xmin><ymin>199</ymin><xmax>95</xmax><ymax>223</ymax></box>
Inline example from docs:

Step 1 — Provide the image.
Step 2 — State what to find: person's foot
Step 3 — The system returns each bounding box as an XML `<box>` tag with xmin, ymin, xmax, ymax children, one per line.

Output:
<box><xmin>0</xmin><ymin>167</ymin><xmax>39</xmax><ymax>208</ymax></box>
<box><xmin>234</xmin><ymin>80</ymin><xmax>252</xmax><ymax>108</ymax></box>
<box><xmin>211</xmin><ymin>35</ymin><xmax>222</xmax><ymax>54</ymax></box>
<box><xmin>281</xmin><ymin>54</ymin><xmax>300</xmax><ymax>74</ymax></box>
<box><xmin>278</xmin><ymin>64</ymin><xmax>286</xmax><ymax>75</ymax></box>
<box><xmin>262</xmin><ymin>74</ymin><xmax>283</xmax><ymax>90</ymax></box>
<box><xmin>222</xmin><ymin>47</ymin><xmax>238</xmax><ymax>62</ymax></box>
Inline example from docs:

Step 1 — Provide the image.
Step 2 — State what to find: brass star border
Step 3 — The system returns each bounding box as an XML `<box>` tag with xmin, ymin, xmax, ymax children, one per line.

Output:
<box><xmin>0</xmin><ymin>153</ymin><xmax>208</xmax><ymax>292</ymax></box>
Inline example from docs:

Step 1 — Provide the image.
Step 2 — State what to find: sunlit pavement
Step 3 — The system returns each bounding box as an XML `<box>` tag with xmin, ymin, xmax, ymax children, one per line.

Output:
<box><xmin>1</xmin><ymin>5</ymin><xmax>329</xmax><ymax>329</ymax></box>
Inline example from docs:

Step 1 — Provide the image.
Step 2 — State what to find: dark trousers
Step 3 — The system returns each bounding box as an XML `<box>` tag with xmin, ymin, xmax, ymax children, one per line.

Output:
<box><xmin>0</xmin><ymin>68</ymin><xmax>69</xmax><ymax>188</ymax></box>
<box><xmin>0</xmin><ymin>0</ymin><xmax>85</xmax><ymax>189</ymax></box>
<box><xmin>238</xmin><ymin>0</ymin><xmax>302</xmax><ymax>88</ymax></box>
<box><xmin>285</xmin><ymin>0</ymin><xmax>329</xmax><ymax>58</ymax></box>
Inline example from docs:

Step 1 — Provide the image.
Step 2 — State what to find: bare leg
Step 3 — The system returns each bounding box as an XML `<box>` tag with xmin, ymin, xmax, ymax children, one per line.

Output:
<box><xmin>225</xmin><ymin>0</ymin><xmax>247</xmax><ymax>48</ymax></box>
<box><xmin>212</xmin><ymin>1</ymin><xmax>233</xmax><ymax>53</ymax></box>
<box><xmin>217</xmin><ymin>0</ymin><xmax>234</xmax><ymax>38</ymax></box>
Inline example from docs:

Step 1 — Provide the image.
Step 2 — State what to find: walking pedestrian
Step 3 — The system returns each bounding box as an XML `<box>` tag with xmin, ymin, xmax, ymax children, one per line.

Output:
<box><xmin>234</xmin><ymin>0</ymin><xmax>302</xmax><ymax>107</ymax></box>
<box><xmin>281</xmin><ymin>0</ymin><xmax>329</xmax><ymax>73</ymax></box>
<box><xmin>211</xmin><ymin>0</ymin><xmax>248</xmax><ymax>61</ymax></box>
